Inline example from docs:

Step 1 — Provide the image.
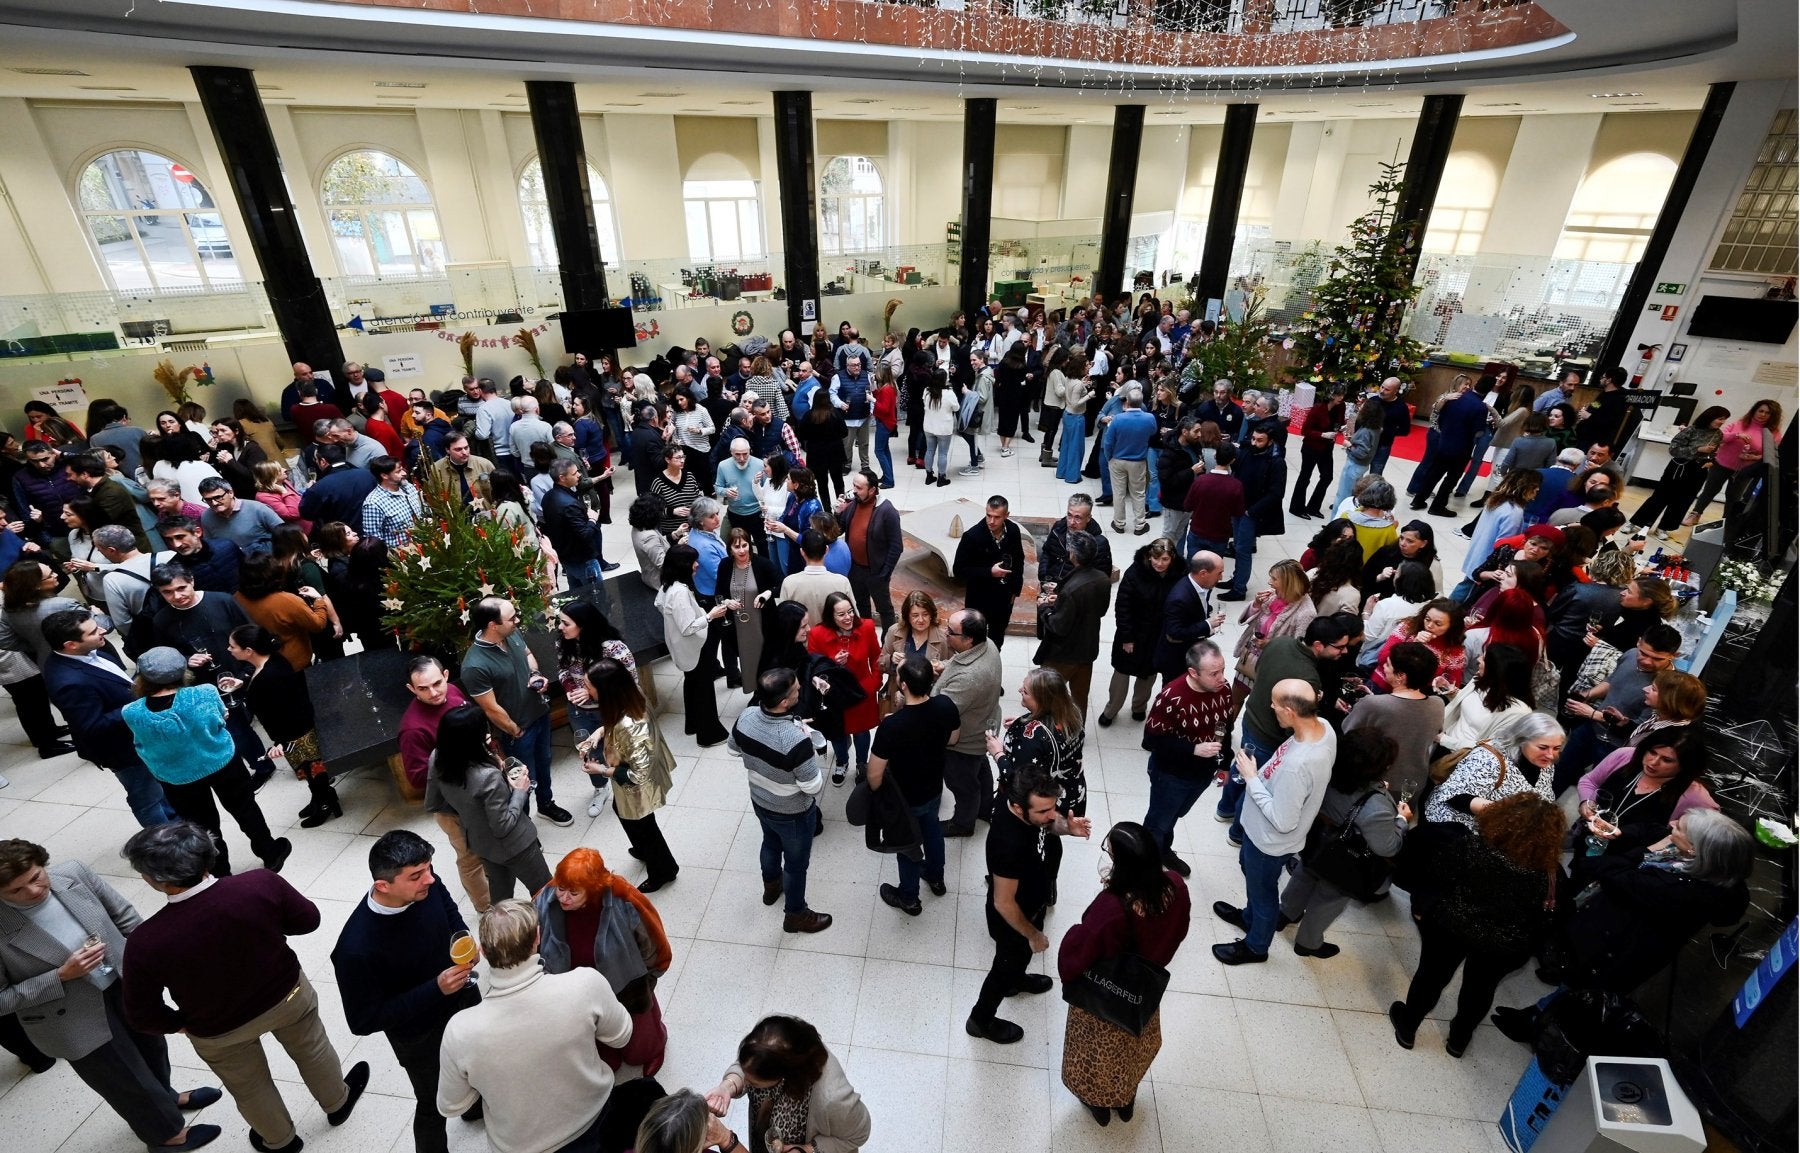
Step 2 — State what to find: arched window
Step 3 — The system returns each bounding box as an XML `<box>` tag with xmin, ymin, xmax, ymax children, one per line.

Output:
<box><xmin>1423</xmin><ymin>154</ymin><xmax>1497</xmax><ymax>255</ymax></box>
<box><xmin>683</xmin><ymin>179</ymin><xmax>764</xmax><ymax>262</ymax></box>
<box><xmin>819</xmin><ymin>155</ymin><xmax>884</xmax><ymax>255</ymax></box>
<box><xmin>519</xmin><ymin>158</ymin><xmax>620</xmax><ymax>267</ymax></box>
<box><xmin>1555</xmin><ymin>152</ymin><xmax>1679</xmax><ymax>263</ymax></box>
<box><xmin>77</xmin><ymin>149</ymin><xmax>240</xmax><ymax>291</ymax></box>
<box><xmin>321</xmin><ymin>150</ymin><xmax>447</xmax><ymax>277</ymax></box>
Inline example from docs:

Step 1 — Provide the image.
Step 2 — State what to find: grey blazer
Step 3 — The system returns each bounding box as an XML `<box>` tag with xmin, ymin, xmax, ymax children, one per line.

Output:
<box><xmin>425</xmin><ymin>752</ymin><xmax>541</xmax><ymax>862</ymax></box>
<box><xmin>0</xmin><ymin>861</ymin><xmax>141</xmax><ymax>1059</ymax></box>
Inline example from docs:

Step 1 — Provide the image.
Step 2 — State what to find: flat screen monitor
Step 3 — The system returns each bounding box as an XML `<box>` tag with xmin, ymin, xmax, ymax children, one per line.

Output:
<box><xmin>557</xmin><ymin>307</ymin><xmax>637</xmax><ymax>353</ymax></box>
<box><xmin>1686</xmin><ymin>295</ymin><xmax>1797</xmax><ymax>344</ymax></box>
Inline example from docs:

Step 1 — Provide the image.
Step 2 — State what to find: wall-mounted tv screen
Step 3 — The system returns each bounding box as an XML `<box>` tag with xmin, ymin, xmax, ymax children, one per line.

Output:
<box><xmin>1686</xmin><ymin>295</ymin><xmax>1797</xmax><ymax>344</ymax></box>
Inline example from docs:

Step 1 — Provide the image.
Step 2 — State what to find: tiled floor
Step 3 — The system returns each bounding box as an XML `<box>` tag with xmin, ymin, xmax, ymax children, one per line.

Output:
<box><xmin>0</xmin><ymin>439</ymin><xmax>1599</xmax><ymax>1153</ymax></box>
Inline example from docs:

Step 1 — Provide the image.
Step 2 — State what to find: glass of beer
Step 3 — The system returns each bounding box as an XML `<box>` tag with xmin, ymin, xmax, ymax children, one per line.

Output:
<box><xmin>449</xmin><ymin>930</ymin><xmax>477</xmax><ymax>967</ymax></box>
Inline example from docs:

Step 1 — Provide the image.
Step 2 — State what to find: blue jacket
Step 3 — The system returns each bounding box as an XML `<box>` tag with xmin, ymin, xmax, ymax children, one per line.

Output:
<box><xmin>1103</xmin><ymin>409</ymin><xmax>1159</xmax><ymax>462</ymax></box>
<box><xmin>43</xmin><ymin>647</ymin><xmax>142</xmax><ymax>770</ymax></box>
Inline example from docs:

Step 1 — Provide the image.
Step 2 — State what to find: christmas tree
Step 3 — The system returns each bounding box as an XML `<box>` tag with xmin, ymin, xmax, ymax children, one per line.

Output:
<box><xmin>1291</xmin><ymin>161</ymin><xmax>1426</xmax><ymax>395</ymax></box>
<box><xmin>1181</xmin><ymin>284</ymin><xmax>1271</xmax><ymax>399</ymax></box>
<box><xmin>382</xmin><ymin>481</ymin><xmax>551</xmax><ymax>659</ymax></box>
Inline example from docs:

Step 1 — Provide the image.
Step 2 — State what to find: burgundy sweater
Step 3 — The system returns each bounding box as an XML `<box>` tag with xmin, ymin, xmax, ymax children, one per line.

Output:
<box><xmin>1056</xmin><ymin>874</ymin><xmax>1193</xmax><ymax>982</ymax></box>
<box><xmin>122</xmin><ymin>870</ymin><xmax>320</xmax><ymax>1037</ymax></box>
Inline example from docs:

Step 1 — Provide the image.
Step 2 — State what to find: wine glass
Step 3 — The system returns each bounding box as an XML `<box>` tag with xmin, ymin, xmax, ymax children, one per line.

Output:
<box><xmin>83</xmin><ymin>934</ymin><xmax>114</xmax><ymax>977</ymax></box>
<box><xmin>450</xmin><ymin>930</ymin><xmax>477</xmax><ymax>967</ymax></box>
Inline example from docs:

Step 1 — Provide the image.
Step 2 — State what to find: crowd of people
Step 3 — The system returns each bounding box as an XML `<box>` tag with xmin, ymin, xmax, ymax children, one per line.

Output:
<box><xmin>0</xmin><ymin>295</ymin><xmax>1770</xmax><ymax>1153</ymax></box>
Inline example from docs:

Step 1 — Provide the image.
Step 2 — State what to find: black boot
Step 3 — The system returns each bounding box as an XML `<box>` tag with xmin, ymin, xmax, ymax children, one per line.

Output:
<box><xmin>300</xmin><ymin>773</ymin><xmax>342</xmax><ymax>829</ymax></box>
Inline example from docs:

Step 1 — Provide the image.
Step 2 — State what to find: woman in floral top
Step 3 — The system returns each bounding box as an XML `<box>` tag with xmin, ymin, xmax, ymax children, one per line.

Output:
<box><xmin>988</xmin><ymin>666</ymin><xmax>1087</xmax><ymax>817</ymax></box>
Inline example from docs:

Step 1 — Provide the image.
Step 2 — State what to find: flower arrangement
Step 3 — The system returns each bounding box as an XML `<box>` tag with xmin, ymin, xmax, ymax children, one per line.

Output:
<box><xmin>513</xmin><ymin>326</ymin><xmax>546</xmax><ymax>379</ymax></box>
<box><xmin>1712</xmin><ymin>557</ymin><xmax>1779</xmax><ymax>603</ymax></box>
<box><xmin>151</xmin><ymin>358</ymin><xmax>212</xmax><ymax>406</ymax></box>
<box><xmin>382</xmin><ymin>480</ymin><xmax>550</xmax><ymax>658</ymax></box>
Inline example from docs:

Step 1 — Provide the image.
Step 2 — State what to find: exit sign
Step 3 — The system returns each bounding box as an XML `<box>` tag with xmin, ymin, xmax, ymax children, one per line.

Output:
<box><xmin>1654</xmin><ymin>282</ymin><xmax>1686</xmax><ymax>295</ymax></box>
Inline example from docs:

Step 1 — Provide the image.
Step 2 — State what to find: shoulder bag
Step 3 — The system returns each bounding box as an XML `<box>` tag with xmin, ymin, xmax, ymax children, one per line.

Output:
<box><xmin>1061</xmin><ymin>897</ymin><xmax>1171</xmax><ymax>1037</ymax></box>
<box><xmin>1529</xmin><ymin>627</ymin><xmax>1562</xmax><ymax>713</ymax></box>
<box><xmin>1300</xmin><ymin>789</ymin><xmax>1393</xmax><ymax>903</ymax></box>
<box><xmin>1430</xmin><ymin>739</ymin><xmax>1508</xmax><ymax>787</ymax></box>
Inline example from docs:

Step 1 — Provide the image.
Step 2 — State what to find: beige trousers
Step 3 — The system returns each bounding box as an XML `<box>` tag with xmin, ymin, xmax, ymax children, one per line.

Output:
<box><xmin>434</xmin><ymin>810</ymin><xmax>493</xmax><ymax>912</ymax></box>
<box><xmin>187</xmin><ymin>972</ymin><xmax>347</xmax><ymax>1149</ymax></box>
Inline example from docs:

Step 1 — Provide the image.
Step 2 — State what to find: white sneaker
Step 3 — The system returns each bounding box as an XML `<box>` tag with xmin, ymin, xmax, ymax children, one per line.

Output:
<box><xmin>587</xmin><ymin>788</ymin><xmax>609</xmax><ymax>818</ymax></box>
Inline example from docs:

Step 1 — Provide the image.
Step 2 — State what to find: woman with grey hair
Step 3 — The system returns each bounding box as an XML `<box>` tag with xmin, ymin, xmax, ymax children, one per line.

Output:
<box><xmin>1425</xmin><ymin>711</ymin><xmax>1564</xmax><ymax>832</ymax></box>
<box><xmin>1345</xmin><ymin>475</ymin><xmax>1400</xmax><ymax>563</ymax></box>
<box><xmin>634</xmin><ymin>1088</ymin><xmax>738</xmax><ymax>1153</ymax></box>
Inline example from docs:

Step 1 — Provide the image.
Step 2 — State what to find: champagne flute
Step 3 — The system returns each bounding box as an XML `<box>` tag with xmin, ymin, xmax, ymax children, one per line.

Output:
<box><xmin>83</xmin><ymin>934</ymin><xmax>114</xmax><ymax>977</ymax></box>
<box><xmin>449</xmin><ymin>930</ymin><xmax>477</xmax><ymax>967</ymax></box>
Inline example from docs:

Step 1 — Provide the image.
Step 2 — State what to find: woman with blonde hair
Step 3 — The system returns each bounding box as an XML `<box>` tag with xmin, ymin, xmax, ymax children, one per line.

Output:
<box><xmin>251</xmin><ymin>460</ymin><xmax>308</xmax><ymax>532</ymax></box>
<box><xmin>988</xmin><ymin>666</ymin><xmax>1087</xmax><ymax>821</ymax></box>
<box><xmin>1231</xmin><ymin>559</ymin><xmax>1316</xmax><ymax>708</ymax></box>
<box><xmin>878</xmin><ymin>589</ymin><xmax>947</xmax><ymax>713</ymax></box>
<box><xmin>1688</xmin><ymin>397</ymin><xmax>1782</xmax><ymax>524</ymax></box>
<box><xmin>534</xmin><ymin>847</ymin><xmax>672</xmax><ymax>1073</ymax></box>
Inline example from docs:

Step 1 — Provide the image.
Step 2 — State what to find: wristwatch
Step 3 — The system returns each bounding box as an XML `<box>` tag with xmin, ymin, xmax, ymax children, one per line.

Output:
<box><xmin>719</xmin><ymin>1135</ymin><xmax>741</xmax><ymax>1153</ymax></box>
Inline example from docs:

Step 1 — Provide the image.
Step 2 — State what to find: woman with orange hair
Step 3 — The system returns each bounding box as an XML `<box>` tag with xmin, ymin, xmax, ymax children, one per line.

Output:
<box><xmin>535</xmin><ymin>847</ymin><xmax>673</xmax><ymax>1075</ymax></box>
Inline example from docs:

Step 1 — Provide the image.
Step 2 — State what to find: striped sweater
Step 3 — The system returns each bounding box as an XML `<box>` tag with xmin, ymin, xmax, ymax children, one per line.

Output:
<box><xmin>728</xmin><ymin>705</ymin><xmax>824</xmax><ymax>815</ymax></box>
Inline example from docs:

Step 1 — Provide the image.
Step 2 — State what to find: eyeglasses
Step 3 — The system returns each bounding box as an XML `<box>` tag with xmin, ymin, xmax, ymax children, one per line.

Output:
<box><xmin>202</xmin><ymin>493</ymin><xmax>231</xmax><ymax>505</ymax></box>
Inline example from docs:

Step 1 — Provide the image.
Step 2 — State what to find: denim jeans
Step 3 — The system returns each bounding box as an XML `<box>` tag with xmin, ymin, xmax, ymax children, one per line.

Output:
<box><xmin>567</xmin><ymin>703</ymin><xmax>602</xmax><ymax>784</ymax></box>
<box><xmin>873</xmin><ymin>424</ymin><xmax>895</xmax><ymax>484</ymax></box>
<box><xmin>756</xmin><ymin>803</ymin><xmax>817</xmax><ymax>914</ymax></box>
<box><xmin>1056</xmin><ymin>411</ymin><xmax>1086</xmax><ymax>483</ymax></box>
<box><xmin>924</xmin><ymin>432</ymin><xmax>952</xmax><ymax>476</ymax></box>
<box><xmin>565</xmin><ymin>558</ymin><xmax>605</xmax><ymax>589</ymax></box>
<box><xmin>1370</xmin><ymin>439</ymin><xmax>1396</xmax><ymax>476</ymax></box>
<box><xmin>1146</xmin><ymin>445</ymin><xmax>1163</xmax><ymax>513</ymax></box>
<box><xmin>1143</xmin><ymin>767</ymin><xmax>1211</xmax><ymax>854</ymax></box>
<box><xmin>601</xmin><ymin>406</ymin><xmax>632</xmax><ymax>457</ymax></box>
<box><xmin>1227</xmin><ymin>515</ymin><xmax>1257</xmax><ymax>595</ymax></box>
<box><xmin>1447</xmin><ymin>576</ymin><xmax>1477</xmax><ymax>604</ymax></box>
<box><xmin>501</xmin><ymin>712</ymin><xmax>555</xmax><ymax>808</ymax></box>
<box><xmin>895</xmin><ymin>797</ymin><xmax>945</xmax><ymax>901</ymax></box>
<box><xmin>1454</xmin><ymin>428</ymin><xmax>1494</xmax><ymax>495</ymax></box>
<box><xmin>1335</xmin><ymin>456</ymin><xmax>1371</xmax><ymax>508</ymax></box>
<box><xmin>1237</xmin><ymin>838</ymin><xmax>1289</xmax><ymax>956</ymax></box>
<box><xmin>113</xmin><ymin>760</ymin><xmax>178</xmax><ymax>828</ymax></box>
<box><xmin>830</xmin><ymin>730</ymin><xmax>871</xmax><ymax>769</ymax></box>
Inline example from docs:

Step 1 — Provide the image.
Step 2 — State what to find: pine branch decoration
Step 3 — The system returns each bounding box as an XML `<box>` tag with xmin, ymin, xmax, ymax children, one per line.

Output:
<box><xmin>382</xmin><ymin>481</ymin><xmax>550</xmax><ymax>658</ymax></box>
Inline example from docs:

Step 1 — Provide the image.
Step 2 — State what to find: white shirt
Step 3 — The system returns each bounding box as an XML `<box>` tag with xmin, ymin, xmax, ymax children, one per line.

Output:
<box><xmin>64</xmin><ymin>649</ymin><xmax>134</xmax><ymax>682</ymax></box>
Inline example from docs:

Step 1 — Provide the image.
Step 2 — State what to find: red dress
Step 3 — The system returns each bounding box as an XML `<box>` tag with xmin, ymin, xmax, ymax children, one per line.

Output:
<box><xmin>807</xmin><ymin>620</ymin><xmax>881</xmax><ymax>735</ymax></box>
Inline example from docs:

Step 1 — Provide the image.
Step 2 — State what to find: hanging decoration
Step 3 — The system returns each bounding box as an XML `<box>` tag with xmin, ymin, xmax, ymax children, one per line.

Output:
<box><xmin>730</xmin><ymin>310</ymin><xmax>756</xmax><ymax>337</ymax></box>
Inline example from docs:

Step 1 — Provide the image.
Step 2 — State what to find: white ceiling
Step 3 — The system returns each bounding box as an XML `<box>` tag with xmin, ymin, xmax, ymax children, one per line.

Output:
<box><xmin>0</xmin><ymin>0</ymin><xmax>1786</xmax><ymax>124</ymax></box>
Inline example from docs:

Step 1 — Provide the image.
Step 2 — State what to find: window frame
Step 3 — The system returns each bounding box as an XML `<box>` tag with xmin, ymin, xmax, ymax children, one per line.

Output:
<box><xmin>319</xmin><ymin>148</ymin><xmax>449</xmax><ymax>278</ymax></box>
<box><xmin>681</xmin><ymin>179</ymin><xmax>765</xmax><ymax>263</ymax></box>
<box><xmin>74</xmin><ymin>147</ymin><xmax>243</xmax><ymax>293</ymax></box>
<box><xmin>818</xmin><ymin>155</ymin><xmax>887</xmax><ymax>256</ymax></box>
<box><xmin>517</xmin><ymin>156</ymin><xmax>622</xmax><ymax>267</ymax></box>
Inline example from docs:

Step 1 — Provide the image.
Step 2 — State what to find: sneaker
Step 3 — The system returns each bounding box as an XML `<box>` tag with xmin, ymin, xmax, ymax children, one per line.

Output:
<box><xmin>831</xmin><ymin>762</ymin><xmax>847</xmax><ymax>786</ymax></box>
<box><xmin>999</xmin><ymin>448</ymin><xmax>1014</xmax><ymax>458</ymax></box>
<box><xmin>538</xmin><ymin>803</ymin><xmax>575</xmax><ymax>827</ymax></box>
<box><xmin>587</xmin><ymin>788</ymin><xmax>609</xmax><ymax>818</ymax></box>
<box><xmin>1110</xmin><ymin>522</ymin><xmax>1127</xmax><ymax>534</ymax></box>
<box><xmin>937</xmin><ymin>477</ymin><xmax>951</xmax><ymax>487</ymax></box>
<box><xmin>958</xmin><ymin>466</ymin><xmax>983</xmax><ymax>477</ymax></box>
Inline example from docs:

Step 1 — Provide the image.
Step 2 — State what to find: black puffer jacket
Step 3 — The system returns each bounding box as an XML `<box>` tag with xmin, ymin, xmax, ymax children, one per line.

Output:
<box><xmin>1111</xmin><ymin>546</ymin><xmax>1181</xmax><ymax>676</ymax></box>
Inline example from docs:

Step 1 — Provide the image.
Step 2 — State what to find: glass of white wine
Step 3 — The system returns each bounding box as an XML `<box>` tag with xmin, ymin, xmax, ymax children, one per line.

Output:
<box><xmin>83</xmin><ymin>934</ymin><xmax>114</xmax><ymax>977</ymax></box>
<box><xmin>449</xmin><ymin>930</ymin><xmax>477</xmax><ymax>967</ymax></box>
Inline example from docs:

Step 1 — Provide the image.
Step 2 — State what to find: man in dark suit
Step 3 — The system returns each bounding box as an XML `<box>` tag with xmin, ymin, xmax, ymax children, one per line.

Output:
<box><xmin>40</xmin><ymin>610</ymin><xmax>177</xmax><ymax>829</ymax></box>
<box><xmin>0</xmin><ymin>839</ymin><xmax>221</xmax><ymax>1152</ymax></box>
<box><xmin>1032</xmin><ymin>534</ymin><xmax>1111</xmax><ymax>722</ymax></box>
<box><xmin>950</xmin><ymin>496</ymin><xmax>1025</xmax><ymax>650</ymax></box>
<box><xmin>540</xmin><ymin>459</ymin><xmax>618</xmax><ymax>589</ymax></box>
<box><xmin>1153</xmin><ymin>552</ymin><xmax>1227</xmax><ymax>685</ymax></box>
<box><xmin>298</xmin><ymin>446</ymin><xmax>378</xmax><ymax>534</ymax></box>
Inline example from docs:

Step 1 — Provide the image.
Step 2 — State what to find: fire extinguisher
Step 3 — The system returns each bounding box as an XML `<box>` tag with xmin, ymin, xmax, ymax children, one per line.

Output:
<box><xmin>1630</xmin><ymin>343</ymin><xmax>1662</xmax><ymax>387</ymax></box>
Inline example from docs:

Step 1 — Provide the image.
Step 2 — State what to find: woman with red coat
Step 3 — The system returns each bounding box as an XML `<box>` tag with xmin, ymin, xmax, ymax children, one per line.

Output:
<box><xmin>1058</xmin><ymin>821</ymin><xmax>1191</xmax><ymax>1127</ymax></box>
<box><xmin>1290</xmin><ymin>384</ymin><xmax>1345</xmax><ymax>520</ymax></box>
<box><xmin>806</xmin><ymin>591</ymin><xmax>881</xmax><ymax>785</ymax></box>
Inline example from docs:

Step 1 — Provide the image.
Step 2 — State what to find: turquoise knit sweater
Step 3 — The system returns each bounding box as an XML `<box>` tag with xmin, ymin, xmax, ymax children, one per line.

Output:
<box><xmin>123</xmin><ymin>685</ymin><xmax>238</xmax><ymax>784</ymax></box>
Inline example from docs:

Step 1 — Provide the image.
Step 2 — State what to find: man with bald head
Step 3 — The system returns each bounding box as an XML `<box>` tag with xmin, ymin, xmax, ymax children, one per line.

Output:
<box><xmin>281</xmin><ymin>362</ymin><xmax>337</xmax><ymax>423</ymax></box>
<box><xmin>1370</xmin><ymin>376</ymin><xmax>1413</xmax><ymax>476</ymax></box>
<box><xmin>1212</xmin><ymin>676</ymin><xmax>1336</xmax><ymax>966</ymax></box>
<box><xmin>714</xmin><ymin>436</ymin><xmax>770</xmax><ymax>556</ymax></box>
<box><xmin>1154</xmin><ymin>551</ymin><xmax>1228</xmax><ymax>685</ymax></box>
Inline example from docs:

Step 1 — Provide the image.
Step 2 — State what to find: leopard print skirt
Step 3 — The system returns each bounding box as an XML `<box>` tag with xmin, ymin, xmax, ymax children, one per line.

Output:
<box><xmin>1060</xmin><ymin>1004</ymin><xmax>1162</xmax><ymax>1108</ymax></box>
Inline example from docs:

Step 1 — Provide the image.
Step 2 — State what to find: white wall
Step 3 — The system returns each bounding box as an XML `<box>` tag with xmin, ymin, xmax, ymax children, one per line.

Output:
<box><xmin>1484</xmin><ymin>113</ymin><xmax>1603</xmax><ymax>258</ymax></box>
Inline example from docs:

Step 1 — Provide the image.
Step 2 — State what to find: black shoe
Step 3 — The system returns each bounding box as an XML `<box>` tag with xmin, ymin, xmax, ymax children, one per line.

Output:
<box><xmin>783</xmin><ymin>909</ymin><xmax>833</xmax><ymax>933</ymax></box>
<box><xmin>1020</xmin><ymin>434</ymin><xmax>1035</xmax><ymax>444</ymax></box>
<box><xmin>942</xmin><ymin>824</ymin><xmax>976</xmax><ymax>838</ymax></box>
<box><xmin>1134</xmin><ymin>524</ymin><xmax>1151</xmax><ymax>535</ymax></box>
<box><xmin>697</xmin><ymin>733</ymin><xmax>729</xmax><ymax>749</ymax></box>
<box><xmin>832</xmin><ymin>762</ymin><xmax>847</xmax><ymax>786</ymax></box>
<box><xmin>23</xmin><ymin>1055</ymin><xmax>55</xmax><ymax>1074</ymax></box>
<box><xmin>537</xmin><ymin>803</ymin><xmax>574</xmax><ymax>828</ymax></box>
<box><xmin>1162</xmin><ymin>851</ymin><xmax>1191</xmax><ymax>878</ymax></box>
<box><xmin>1295</xmin><ymin>942</ymin><xmax>1340</xmax><ymax>959</ymax></box>
<box><xmin>1218</xmin><ymin>590</ymin><xmax>1248</xmax><ymax>602</ymax></box>
<box><xmin>1085</xmin><ymin>1104</ymin><xmax>1111</xmax><ymax>1126</ymax></box>
<box><xmin>326</xmin><ymin>1062</ymin><xmax>370</xmax><ymax>1126</ymax></box>
<box><xmin>926</xmin><ymin>878</ymin><xmax>947</xmax><ymax>897</ymax></box>
<box><xmin>1095</xmin><ymin>497</ymin><xmax>1113</xmax><ymax>507</ymax></box>
<box><xmin>1491</xmin><ymin>1006</ymin><xmax>1540</xmax><ymax>1043</ymax></box>
<box><xmin>1008</xmin><ymin>973</ymin><xmax>1054</xmax><ymax>996</ymax></box>
<box><xmin>164</xmin><ymin>1123</ymin><xmax>222</xmax><ymax>1151</ymax></box>
<box><xmin>638</xmin><ymin>873</ymin><xmax>676</xmax><ymax>894</ymax></box>
<box><xmin>1131</xmin><ymin>708</ymin><xmax>1146</xmax><ymax>721</ymax></box>
<box><xmin>1388</xmin><ymin>1002</ymin><xmax>1416</xmax><ymax>1050</ymax></box>
<box><xmin>36</xmin><ymin>739</ymin><xmax>74</xmax><ymax>759</ymax></box>
<box><xmin>964</xmin><ymin>1015</ymin><xmax>1024</xmax><ymax>1044</ymax></box>
<box><xmin>261</xmin><ymin>838</ymin><xmax>293</xmax><ymax>875</ymax></box>
<box><xmin>248</xmin><ymin>1133</ymin><xmax>301</xmax><ymax>1153</ymax></box>
<box><xmin>1117</xmin><ymin>1099</ymin><xmax>1135</xmax><ymax>1122</ymax></box>
<box><xmin>1409</xmin><ymin>499</ymin><xmax>1428</xmax><ymax>511</ymax></box>
<box><xmin>1211</xmin><ymin>901</ymin><xmax>1247</xmax><ymax>931</ymax></box>
<box><xmin>1427</xmin><ymin>505</ymin><xmax>1453</xmax><ymax>517</ymax></box>
<box><xmin>1446</xmin><ymin>1030</ymin><xmax>1472</xmax><ymax>1059</ymax></box>
<box><xmin>1212</xmin><ymin>940</ymin><xmax>1267</xmax><ymax>965</ymax></box>
<box><xmin>1469</xmin><ymin>496</ymin><xmax>1487</xmax><ymax>508</ymax></box>
<box><xmin>1288</xmin><ymin>507</ymin><xmax>1308</xmax><ymax>520</ymax></box>
<box><xmin>879</xmin><ymin>883</ymin><xmax>922</xmax><ymax>916</ymax></box>
<box><xmin>600</xmin><ymin>560</ymin><xmax>621</xmax><ymax>573</ymax></box>
<box><xmin>762</xmin><ymin>879</ymin><xmax>783</xmax><ymax>906</ymax></box>
<box><xmin>937</xmin><ymin>477</ymin><xmax>951</xmax><ymax>488</ymax></box>
<box><xmin>250</xmin><ymin>766</ymin><xmax>275</xmax><ymax>793</ymax></box>
<box><xmin>299</xmin><ymin>785</ymin><xmax>342</xmax><ymax>829</ymax></box>
<box><xmin>177</xmin><ymin>1086</ymin><xmax>223</xmax><ymax>1111</ymax></box>
<box><xmin>1096</xmin><ymin>712</ymin><xmax>1114</xmax><ymax>728</ymax></box>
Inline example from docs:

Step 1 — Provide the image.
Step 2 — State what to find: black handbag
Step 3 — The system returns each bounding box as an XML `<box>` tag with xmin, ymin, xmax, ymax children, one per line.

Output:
<box><xmin>1301</xmin><ymin>789</ymin><xmax>1393</xmax><ymax>903</ymax></box>
<box><xmin>1060</xmin><ymin>899</ymin><xmax>1170</xmax><ymax>1037</ymax></box>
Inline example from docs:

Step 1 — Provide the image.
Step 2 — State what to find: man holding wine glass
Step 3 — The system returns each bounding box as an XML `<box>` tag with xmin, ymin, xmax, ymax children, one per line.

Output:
<box><xmin>1140</xmin><ymin>639</ymin><xmax>1236</xmax><ymax>878</ymax></box>
<box><xmin>332</xmin><ymin>831</ymin><xmax>482</xmax><ymax>1153</ymax></box>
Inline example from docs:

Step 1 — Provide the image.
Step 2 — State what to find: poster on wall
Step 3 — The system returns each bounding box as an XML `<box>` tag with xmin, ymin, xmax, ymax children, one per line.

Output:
<box><xmin>801</xmin><ymin>299</ymin><xmax>817</xmax><ymax>323</ymax></box>
<box><xmin>382</xmin><ymin>354</ymin><xmax>424</xmax><ymax>379</ymax></box>
<box><xmin>33</xmin><ymin>381</ymin><xmax>88</xmax><ymax>413</ymax></box>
